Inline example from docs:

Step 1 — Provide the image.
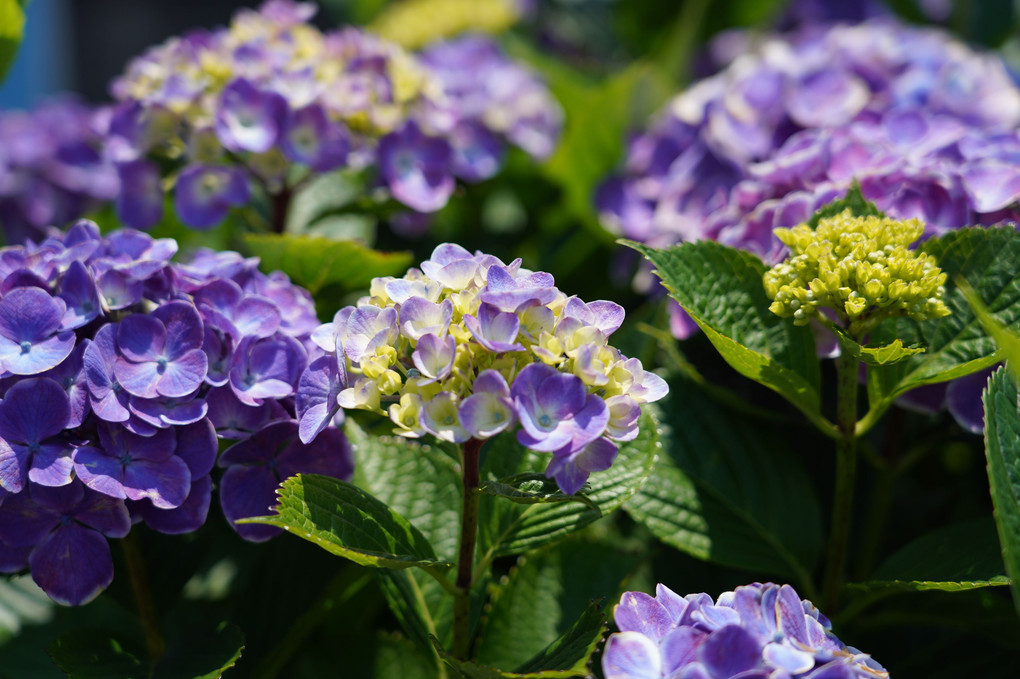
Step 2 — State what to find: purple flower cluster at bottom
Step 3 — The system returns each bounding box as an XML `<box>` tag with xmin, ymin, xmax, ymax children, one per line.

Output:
<box><xmin>0</xmin><ymin>220</ymin><xmax>353</xmax><ymax>605</ymax></box>
<box><xmin>603</xmin><ymin>583</ymin><xmax>887</xmax><ymax>679</ymax></box>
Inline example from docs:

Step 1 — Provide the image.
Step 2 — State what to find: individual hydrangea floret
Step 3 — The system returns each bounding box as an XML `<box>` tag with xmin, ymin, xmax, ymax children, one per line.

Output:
<box><xmin>297</xmin><ymin>243</ymin><xmax>666</xmax><ymax>495</ymax></box>
<box><xmin>602</xmin><ymin>582</ymin><xmax>888</xmax><ymax>679</ymax></box>
<box><xmin>0</xmin><ymin>219</ymin><xmax>350</xmax><ymax>605</ymax></box>
<box><xmin>763</xmin><ymin>210</ymin><xmax>950</xmax><ymax>335</ymax></box>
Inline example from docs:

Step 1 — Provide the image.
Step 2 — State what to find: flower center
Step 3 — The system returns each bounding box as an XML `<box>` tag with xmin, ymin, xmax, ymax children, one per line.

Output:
<box><xmin>538</xmin><ymin>414</ymin><xmax>552</xmax><ymax>427</ymax></box>
<box><xmin>19</xmin><ymin>340</ymin><xmax>31</xmax><ymax>355</ymax></box>
<box><xmin>156</xmin><ymin>357</ymin><xmax>169</xmax><ymax>374</ymax></box>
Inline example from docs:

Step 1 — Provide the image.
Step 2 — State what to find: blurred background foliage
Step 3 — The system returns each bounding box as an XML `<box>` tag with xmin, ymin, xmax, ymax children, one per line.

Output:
<box><xmin>1</xmin><ymin>0</ymin><xmax>1020</xmax><ymax>677</ymax></box>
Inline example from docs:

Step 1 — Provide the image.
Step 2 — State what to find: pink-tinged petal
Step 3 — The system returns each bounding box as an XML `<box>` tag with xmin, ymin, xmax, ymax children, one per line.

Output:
<box><xmin>602</xmin><ymin>631</ymin><xmax>661</xmax><ymax>679</ymax></box>
<box><xmin>122</xmin><ymin>456</ymin><xmax>191</xmax><ymax>509</ymax></box>
<box><xmin>30</xmin><ymin>523</ymin><xmax>113</xmax><ymax>606</ymax></box>
<box><xmin>155</xmin><ymin>348</ymin><xmax>208</xmax><ymax>398</ymax></box>
<box><xmin>114</xmin><ymin>357</ymin><xmax>161</xmax><ymax>398</ymax></box>
<box><xmin>117</xmin><ymin>314</ymin><xmax>167</xmax><ymax>362</ymax></box>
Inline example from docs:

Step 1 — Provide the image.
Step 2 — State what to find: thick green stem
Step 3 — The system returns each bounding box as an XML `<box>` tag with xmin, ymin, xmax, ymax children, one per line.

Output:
<box><xmin>452</xmin><ymin>438</ymin><xmax>482</xmax><ymax>659</ymax></box>
<box><xmin>120</xmin><ymin>532</ymin><xmax>165</xmax><ymax>662</ymax></box>
<box><xmin>270</xmin><ymin>186</ymin><xmax>292</xmax><ymax>234</ymax></box>
<box><xmin>822</xmin><ymin>350</ymin><xmax>859</xmax><ymax>612</ymax></box>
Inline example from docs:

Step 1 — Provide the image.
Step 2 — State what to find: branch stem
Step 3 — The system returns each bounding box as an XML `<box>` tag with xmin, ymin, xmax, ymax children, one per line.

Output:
<box><xmin>452</xmin><ymin>438</ymin><xmax>482</xmax><ymax>659</ymax></box>
<box><xmin>120</xmin><ymin>532</ymin><xmax>165</xmax><ymax>662</ymax></box>
<box><xmin>822</xmin><ymin>349</ymin><xmax>859</xmax><ymax>612</ymax></box>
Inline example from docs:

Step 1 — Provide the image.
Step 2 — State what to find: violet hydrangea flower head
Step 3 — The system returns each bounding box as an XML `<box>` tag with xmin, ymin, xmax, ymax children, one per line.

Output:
<box><xmin>107</xmin><ymin>0</ymin><xmax>560</xmax><ymax>230</ymax></box>
<box><xmin>603</xmin><ymin>582</ymin><xmax>888</xmax><ymax>679</ymax></box>
<box><xmin>598</xmin><ymin>17</ymin><xmax>1020</xmax><ymax>295</ymax></box>
<box><xmin>296</xmin><ymin>242</ymin><xmax>666</xmax><ymax>494</ymax></box>
<box><xmin>0</xmin><ymin>219</ymin><xmax>350</xmax><ymax>604</ymax></box>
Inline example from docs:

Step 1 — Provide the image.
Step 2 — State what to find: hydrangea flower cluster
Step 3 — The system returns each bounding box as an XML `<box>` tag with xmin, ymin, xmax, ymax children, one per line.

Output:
<box><xmin>603</xmin><ymin>582</ymin><xmax>888</xmax><ymax>679</ymax></box>
<box><xmin>106</xmin><ymin>0</ymin><xmax>560</xmax><ymax>230</ymax></box>
<box><xmin>598</xmin><ymin>18</ymin><xmax>1020</xmax><ymax>303</ymax></box>
<box><xmin>297</xmin><ymin>243</ymin><xmax>666</xmax><ymax>495</ymax></box>
<box><xmin>0</xmin><ymin>220</ymin><xmax>352</xmax><ymax>606</ymax></box>
<box><xmin>764</xmin><ymin>210</ymin><xmax>949</xmax><ymax>334</ymax></box>
<box><xmin>0</xmin><ymin>99</ymin><xmax>118</xmax><ymax>243</ymax></box>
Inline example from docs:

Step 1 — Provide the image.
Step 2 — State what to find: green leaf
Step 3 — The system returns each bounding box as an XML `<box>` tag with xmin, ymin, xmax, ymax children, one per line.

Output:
<box><xmin>983</xmin><ymin>366</ymin><xmax>1020</xmax><ymax>614</ymax></box>
<box><xmin>347</xmin><ymin>420</ymin><xmax>463</xmax><ymax>658</ymax></box>
<box><xmin>48</xmin><ymin>632</ymin><xmax>146</xmax><ymax>679</ymax></box>
<box><xmin>152</xmin><ymin>622</ymin><xmax>245</xmax><ymax>679</ymax></box>
<box><xmin>433</xmin><ymin>602</ymin><xmax>606</xmax><ymax>678</ymax></box>
<box><xmin>853</xmin><ymin>518</ymin><xmax>1010</xmax><ymax>593</ymax></box>
<box><xmin>830</xmin><ymin>326</ymin><xmax>925</xmax><ymax>366</ymax></box>
<box><xmin>243</xmin><ymin>234</ymin><xmax>412</xmax><ymax>294</ymax></box>
<box><xmin>374</xmin><ymin>633</ymin><xmax>439</xmax><ymax>679</ymax></box>
<box><xmin>239</xmin><ymin>473</ymin><xmax>452</xmax><ymax>570</ymax></box>
<box><xmin>285</xmin><ymin>170</ymin><xmax>363</xmax><ymax>234</ymax></box>
<box><xmin>478</xmin><ymin>474</ymin><xmax>600</xmax><ymax>513</ymax></box>
<box><xmin>804</xmin><ymin>180</ymin><xmax>883</xmax><ymax>228</ymax></box>
<box><xmin>477</xmin><ymin>411</ymin><xmax>659</xmax><ymax>559</ymax></box>
<box><xmin>0</xmin><ymin>0</ymin><xmax>25</xmax><ymax>85</ymax></box>
<box><xmin>624</xmin><ymin>376</ymin><xmax>822</xmax><ymax>588</ymax></box>
<box><xmin>961</xmin><ymin>280</ymin><xmax>1020</xmax><ymax>378</ymax></box>
<box><xmin>865</xmin><ymin>227</ymin><xmax>1020</xmax><ymax>422</ymax></box>
<box><xmin>476</xmin><ymin>540</ymin><xmax>635</xmax><ymax>671</ymax></box>
<box><xmin>627</xmin><ymin>240</ymin><xmax>829</xmax><ymax>435</ymax></box>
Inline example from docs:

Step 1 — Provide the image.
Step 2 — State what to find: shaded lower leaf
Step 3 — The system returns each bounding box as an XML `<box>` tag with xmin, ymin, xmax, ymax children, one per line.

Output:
<box><xmin>624</xmin><ymin>376</ymin><xmax>822</xmax><ymax>588</ymax></box>
<box><xmin>434</xmin><ymin>602</ymin><xmax>605</xmax><ymax>678</ymax></box>
<box><xmin>374</xmin><ymin>632</ymin><xmax>439</xmax><ymax>679</ymax></box>
<box><xmin>479</xmin><ymin>474</ymin><xmax>599</xmax><ymax>513</ymax></box>
<box><xmin>243</xmin><ymin>233</ymin><xmax>412</xmax><ymax>294</ymax></box>
<box><xmin>476</xmin><ymin>540</ymin><xmax>634</xmax><ymax>670</ymax></box>
<box><xmin>478</xmin><ymin>411</ymin><xmax>659</xmax><ymax>559</ymax></box>
<box><xmin>152</xmin><ymin>622</ymin><xmax>245</xmax><ymax>679</ymax></box>
<box><xmin>983</xmin><ymin>367</ymin><xmax>1020</xmax><ymax>615</ymax></box>
<box><xmin>852</xmin><ymin>518</ymin><xmax>1010</xmax><ymax>594</ymax></box>
<box><xmin>239</xmin><ymin>474</ymin><xmax>451</xmax><ymax>570</ymax></box>
<box><xmin>48</xmin><ymin>631</ymin><xmax>146</xmax><ymax>679</ymax></box>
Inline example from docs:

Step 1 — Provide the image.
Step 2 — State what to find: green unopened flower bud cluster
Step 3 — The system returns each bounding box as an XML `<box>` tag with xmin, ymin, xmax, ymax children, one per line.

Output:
<box><xmin>763</xmin><ymin>210</ymin><xmax>950</xmax><ymax>332</ymax></box>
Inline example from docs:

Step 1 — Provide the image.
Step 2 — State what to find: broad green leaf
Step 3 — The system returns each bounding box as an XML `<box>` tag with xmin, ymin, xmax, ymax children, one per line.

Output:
<box><xmin>348</xmin><ymin>420</ymin><xmax>463</xmax><ymax>660</ymax></box>
<box><xmin>239</xmin><ymin>473</ymin><xmax>452</xmax><ymax>570</ymax></box>
<box><xmin>285</xmin><ymin>170</ymin><xmax>363</xmax><ymax>234</ymax></box>
<box><xmin>478</xmin><ymin>474</ymin><xmax>599</xmax><ymax>513</ymax></box>
<box><xmin>804</xmin><ymin>181</ymin><xmax>883</xmax><ymax>228</ymax></box>
<box><xmin>434</xmin><ymin>602</ymin><xmax>605</xmax><ymax>678</ymax></box>
<box><xmin>477</xmin><ymin>411</ymin><xmax>659</xmax><ymax>559</ymax></box>
<box><xmin>47</xmin><ymin>632</ymin><xmax>146</xmax><ymax>679</ymax></box>
<box><xmin>627</xmin><ymin>240</ymin><xmax>829</xmax><ymax>434</ymax></box>
<box><xmin>962</xmin><ymin>281</ymin><xmax>1020</xmax><ymax>378</ymax></box>
<box><xmin>830</xmin><ymin>326</ymin><xmax>924</xmax><ymax>366</ymax></box>
<box><xmin>0</xmin><ymin>0</ymin><xmax>25</xmax><ymax>84</ymax></box>
<box><xmin>476</xmin><ymin>540</ymin><xmax>635</xmax><ymax>670</ymax></box>
<box><xmin>853</xmin><ymin>518</ymin><xmax>1010</xmax><ymax>593</ymax></box>
<box><xmin>374</xmin><ymin>633</ymin><xmax>440</xmax><ymax>679</ymax></box>
<box><xmin>624</xmin><ymin>377</ymin><xmax>822</xmax><ymax>588</ymax></box>
<box><xmin>243</xmin><ymin>234</ymin><xmax>412</xmax><ymax>294</ymax></box>
<box><xmin>983</xmin><ymin>367</ymin><xmax>1020</xmax><ymax>614</ymax></box>
<box><xmin>866</xmin><ymin>227</ymin><xmax>1020</xmax><ymax>423</ymax></box>
<box><xmin>152</xmin><ymin>622</ymin><xmax>245</xmax><ymax>679</ymax></box>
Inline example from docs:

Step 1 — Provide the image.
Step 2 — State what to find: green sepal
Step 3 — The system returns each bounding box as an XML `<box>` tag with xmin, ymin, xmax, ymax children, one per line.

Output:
<box><xmin>432</xmin><ymin>601</ymin><xmax>605</xmax><ymax>678</ymax></box>
<box><xmin>626</xmin><ymin>240</ymin><xmax>831</xmax><ymax>436</ymax></box>
<box><xmin>804</xmin><ymin>180</ymin><xmax>883</xmax><ymax>228</ymax></box>
<box><xmin>239</xmin><ymin>473</ymin><xmax>453</xmax><ymax>571</ymax></box>
<box><xmin>829</xmin><ymin>325</ymin><xmax>924</xmax><ymax>366</ymax></box>
<box><xmin>478</xmin><ymin>473</ymin><xmax>600</xmax><ymax>513</ymax></box>
<box><xmin>983</xmin><ymin>367</ymin><xmax>1020</xmax><ymax>615</ymax></box>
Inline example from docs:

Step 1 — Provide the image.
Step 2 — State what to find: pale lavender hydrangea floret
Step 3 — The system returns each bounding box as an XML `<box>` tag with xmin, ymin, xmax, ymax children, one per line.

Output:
<box><xmin>0</xmin><ymin>287</ymin><xmax>76</xmax><ymax>375</ymax></box>
<box><xmin>378</xmin><ymin>122</ymin><xmax>455</xmax><ymax>213</ymax></box>
<box><xmin>114</xmin><ymin>301</ymin><xmax>209</xmax><ymax>399</ymax></box>
<box><xmin>603</xmin><ymin>583</ymin><xmax>887</xmax><ymax>679</ymax></box>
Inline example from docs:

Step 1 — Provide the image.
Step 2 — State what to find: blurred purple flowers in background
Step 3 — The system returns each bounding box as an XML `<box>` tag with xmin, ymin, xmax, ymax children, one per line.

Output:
<box><xmin>100</xmin><ymin>0</ymin><xmax>560</xmax><ymax>232</ymax></box>
<box><xmin>603</xmin><ymin>582</ymin><xmax>887</xmax><ymax>679</ymax></box>
<box><xmin>298</xmin><ymin>243</ymin><xmax>666</xmax><ymax>495</ymax></box>
<box><xmin>0</xmin><ymin>220</ymin><xmax>352</xmax><ymax>605</ymax></box>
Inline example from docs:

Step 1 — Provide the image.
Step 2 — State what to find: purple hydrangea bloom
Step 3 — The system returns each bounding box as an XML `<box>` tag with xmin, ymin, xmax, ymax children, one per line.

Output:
<box><xmin>0</xmin><ymin>220</ymin><xmax>344</xmax><ymax>603</ymax></box>
<box><xmin>297</xmin><ymin>243</ymin><xmax>665</xmax><ymax>494</ymax></box>
<box><xmin>173</xmin><ymin>164</ymin><xmax>251</xmax><ymax>229</ymax></box>
<box><xmin>218</xmin><ymin>420</ymin><xmax>354</xmax><ymax>542</ymax></box>
<box><xmin>378</xmin><ymin>122</ymin><xmax>455</xmax><ymax>213</ymax></box>
<box><xmin>603</xmin><ymin>583</ymin><xmax>887</xmax><ymax>679</ymax></box>
<box><xmin>215</xmin><ymin>79</ymin><xmax>289</xmax><ymax>154</ymax></box>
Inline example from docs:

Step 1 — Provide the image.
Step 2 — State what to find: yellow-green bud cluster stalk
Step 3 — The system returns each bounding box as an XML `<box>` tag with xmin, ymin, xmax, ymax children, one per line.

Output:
<box><xmin>763</xmin><ymin>209</ymin><xmax>950</xmax><ymax>336</ymax></box>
